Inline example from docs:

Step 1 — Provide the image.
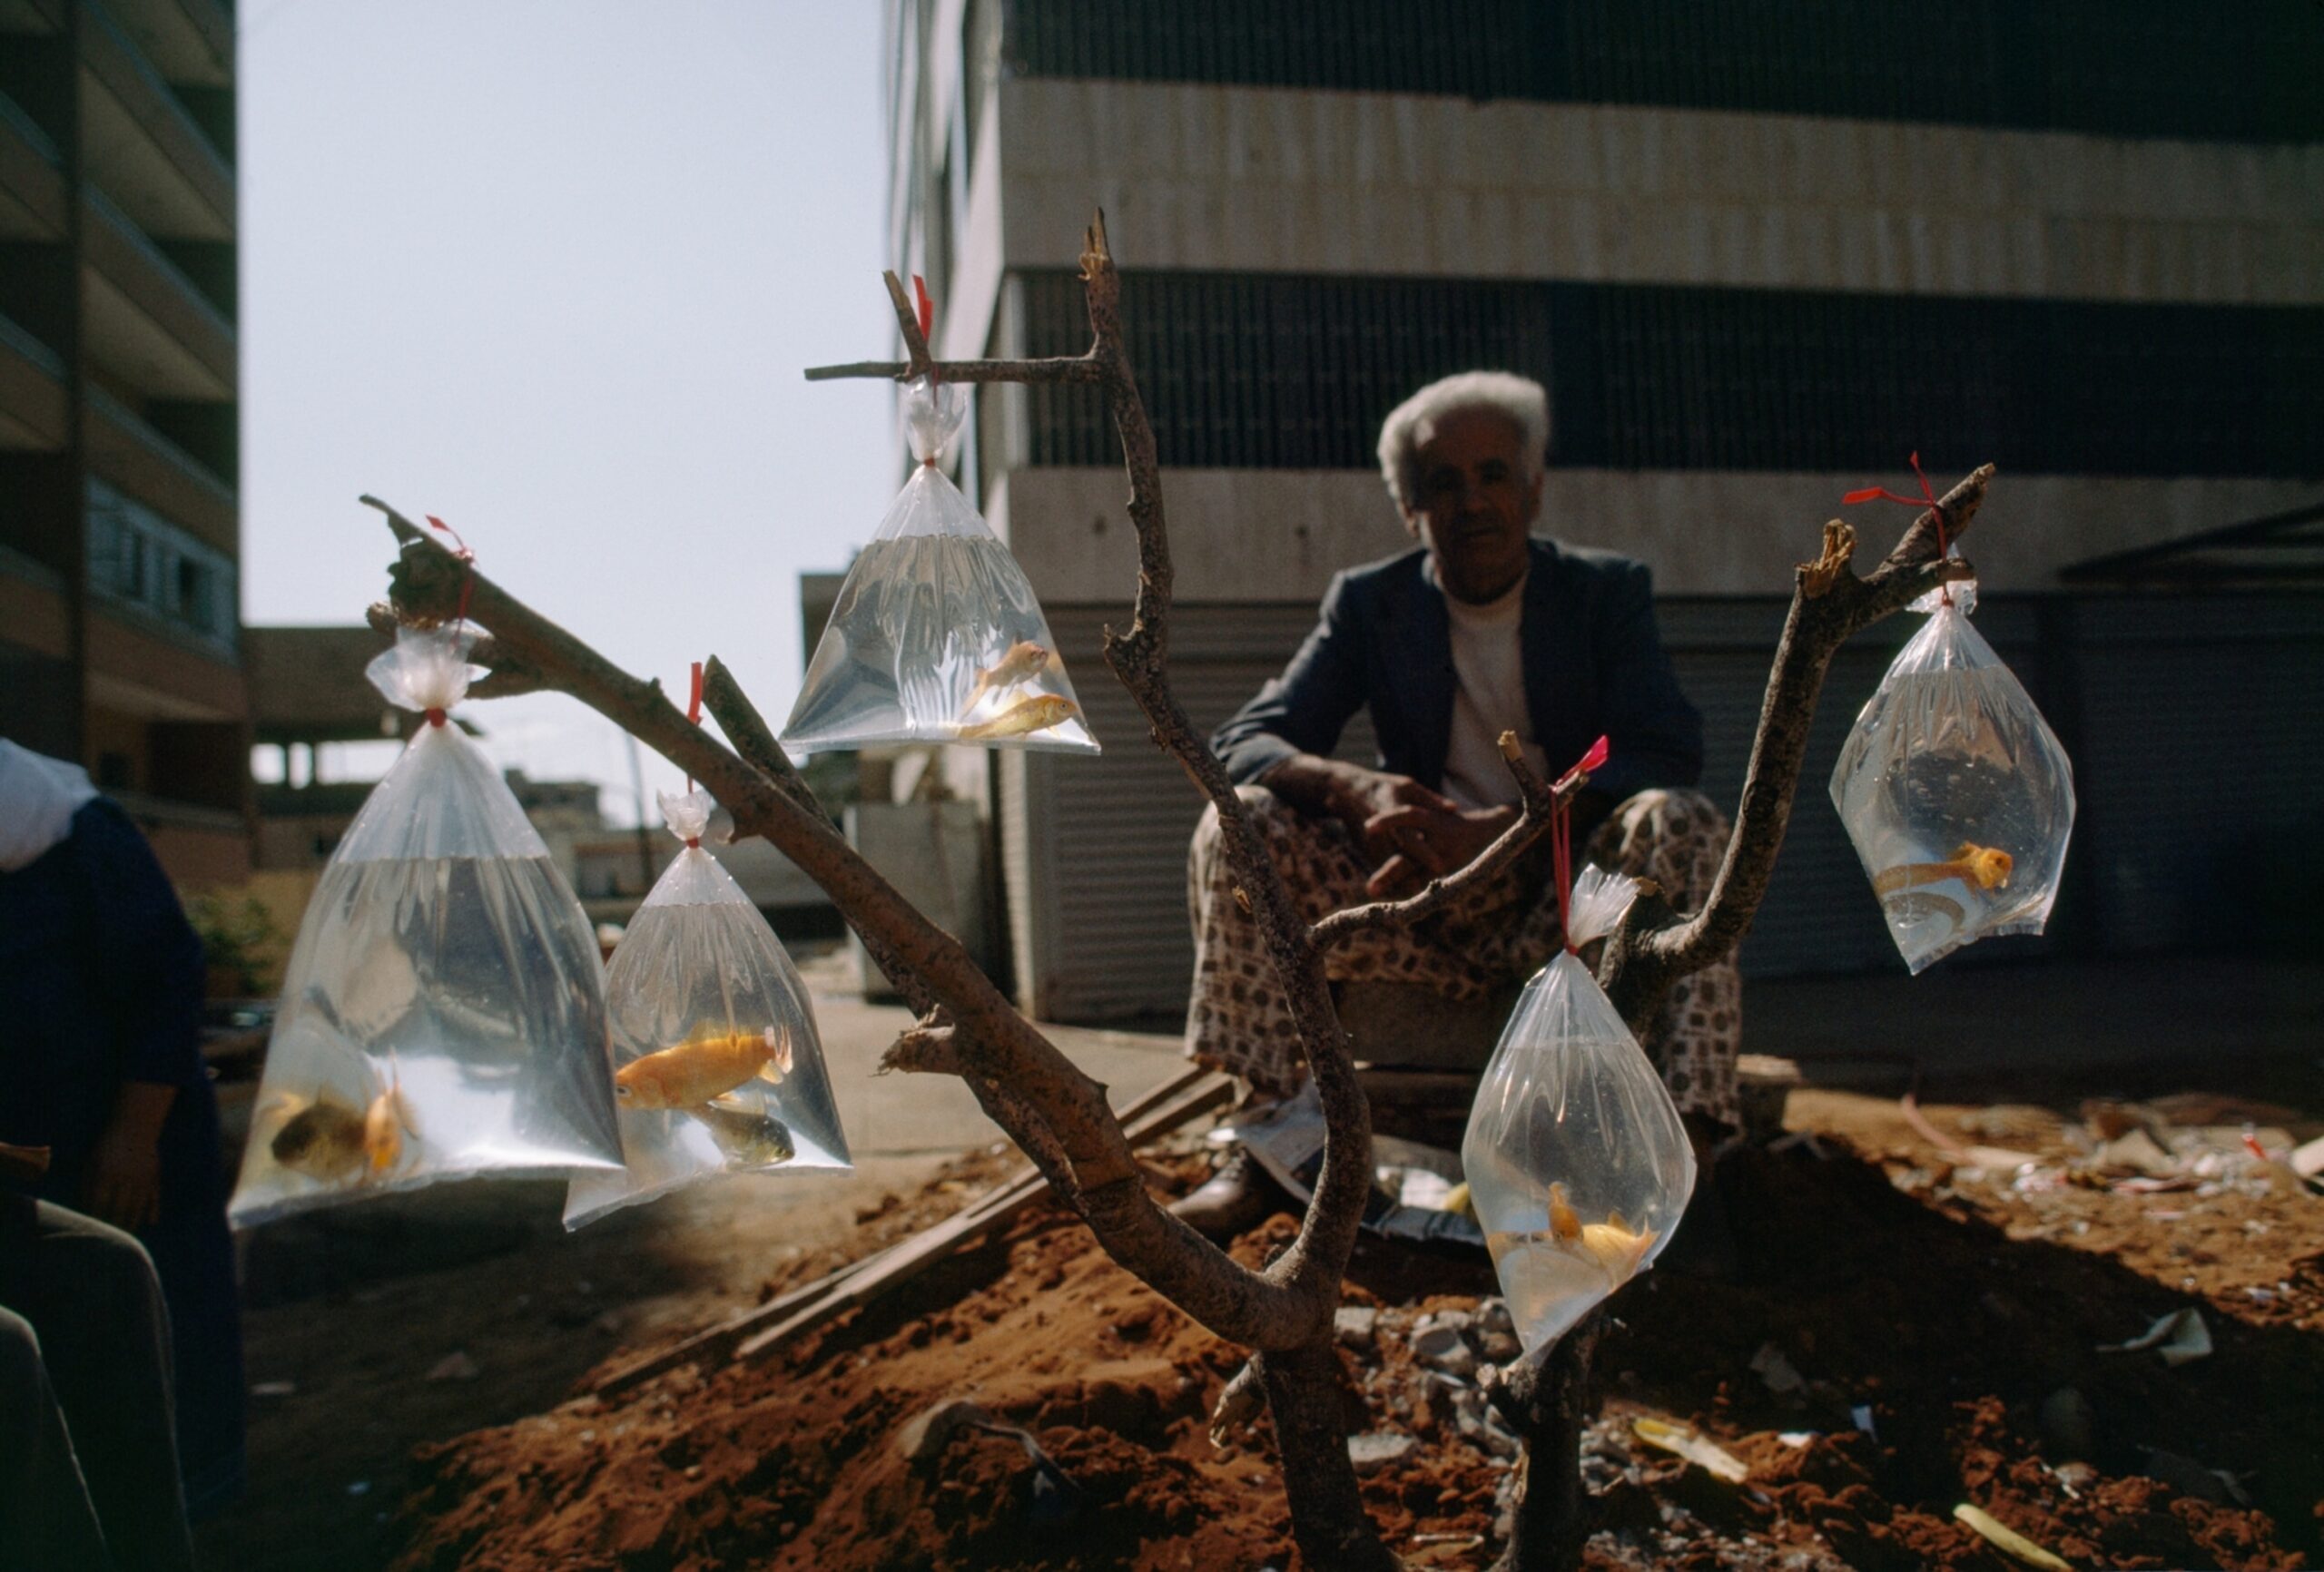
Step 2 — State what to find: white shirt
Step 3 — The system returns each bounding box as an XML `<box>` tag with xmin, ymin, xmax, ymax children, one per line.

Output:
<box><xmin>1431</xmin><ymin>561</ymin><xmax>1546</xmax><ymax>810</ymax></box>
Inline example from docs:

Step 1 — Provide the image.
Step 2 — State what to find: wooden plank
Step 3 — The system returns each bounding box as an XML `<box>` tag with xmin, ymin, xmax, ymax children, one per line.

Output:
<box><xmin>733</xmin><ymin>1070</ymin><xmax>1233</xmax><ymax>1365</ymax></box>
<box><xmin>591</xmin><ymin>1063</ymin><xmax>1224</xmax><ymax>1396</ymax></box>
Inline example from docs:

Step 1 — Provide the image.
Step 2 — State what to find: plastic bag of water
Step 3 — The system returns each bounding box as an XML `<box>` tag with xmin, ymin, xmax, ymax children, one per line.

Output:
<box><xmin>565</xmin><ymin>786</ymin><xmax>850</xmax><ymax>1229</ymax></box>
<box><xmin>1461</xmin><ymin>867</ymin><xmax>1697</xmax><ymax>1355</ymax></box>
<box><xmin>229</xmin><ymin>625</ymin><xmax>623</xmax><ymax>1226</ymax></box>
<box><xmin>1829</xmin><ymin>578</ymin><xmax>2076</xmax><ymax>974</ymax></box>
<box><xmin>781</xmin><ymin>377</ymin><xmax>1099</xmax><ymax>755</ymax></box>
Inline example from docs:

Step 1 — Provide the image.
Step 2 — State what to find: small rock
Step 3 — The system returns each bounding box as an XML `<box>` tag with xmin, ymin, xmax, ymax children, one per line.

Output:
<box><xmin>425</xmin><ymin>1351</ymin><xmax>480</xmax><ymax>1382</ymax></box>
<box><xmin>1479</xmin><ymin>1330</ymin><xmax>1521</xmax><ymax>1363</ymax></box>
<box><xmin>1346</xmin><ymin>1431</ymin><xmax>1419</xmax><ymax>1474</ymax></box>
<box><xmin>1416</xmin><ymin>1309</ymin><xmax>1475</xmax><ymax>1338</ymax></box>
<box><xmin>1334</xmin><ymin>1305</ymin><xmax>1379</xmax><ymax>1350</ymax></box>
<box><xmin>2040</xmin><ymin>1388</ymin><xmax>2095</xmax><ymax>1458</ymax></box>
<box><xmin>1749</xmin><ymin>1341</ymin><xmax>1806</xmax><ymax>1394</ymax></box>
<box><xmin>1477</xmin><ymin>1298</ymin><xmax>1515</xmax><ymax>1339</ymax></box>
<box><xmin>1412</xmin><ymin>1324</ymin><xmax>1477</xmax><ymax>1378</ymax></box>
<box><xmin>2142</xmin><ymin>1449</ymin><xmax>2232</xmax><ymax>1504</ymax></box>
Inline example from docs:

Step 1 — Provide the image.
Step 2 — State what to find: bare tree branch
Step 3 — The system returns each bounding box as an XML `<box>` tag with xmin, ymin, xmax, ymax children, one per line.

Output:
<box><xmin>804</xmin><ymin>355</ymin><xmax>1103</xmax><ymax>385</ymax></box>
<box><xmin>1312</xmin><ymin>732</ymin><xmax>1566</xmax><ymax>952</ymax></box>
<box><xmin>1600</xmin><ymin>464</ymin><xmax>1994</xmax><ymax>1026</ymax></box>
<box><xmin>356</xmin><ymin>516</ymin><xmax>1334</xmax><ymax>1355</ymax></box>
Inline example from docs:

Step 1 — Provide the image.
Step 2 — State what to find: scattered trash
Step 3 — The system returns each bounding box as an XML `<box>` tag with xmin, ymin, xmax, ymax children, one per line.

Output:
<box><xmin>1777</xmin><ymin>1431</ymin><xmax>1817</xmax><ymax>1449</ymax></box>
<box><xmin>1409</xmin><ymin>1532</ymin><xmax>1484</xmax><ymax>1548</ymax></box>
<box><xmin>1333</xmin><ymin>1305</ymin><xmax>1379</xmax><ymax>1350</ymax></box>
<box><xmin>2050</xmin><ymin>1459</ymin><xmax>2094</xmax><ymax>1499</ymax></box>
<box><xmin>2092</xmin><ymin>1129</ymin><xmax>2178</xmax><ymax>1178</ymax></box>
<box><xmin>962</xmin><ymin>1416</ymin><xmax>1084</xmax><ymax>1528</ymax></box>
<box><xmin>2141</xmin><ymin>1448</ymin><xmax>2250</xmax><ymax>1506</ymax></box>
<box><xmin>2097</xmin><ymin>1307</ymin><xmax>2211</xmax><ymax>1366</ymax></box>
<box><xmin>1851</xmin><ymin>1404</ymin><xmax>1878</xmax><ymax>1440</ymax></box>
<box><xmin>1208</xmin><ymin>1363</ymin><xmax>1264</xmax><ymax>1450</ymax></box>
<box><xmin>425</xmin><ymin>1351</ymin><xmax>480</xmax><ymax>1382</ymax></box>
<box><xmin>1748</xmin><ymin>1341</ymin><xmax>1806</xmax><ymax>1395</ymax></box>
<box><xmin>898</xmin><ymin>1397</ymin><xmax>995</xmax><ymax>1463</ymax></box>
<box><xmin>1346</xmin><ymin>1431</ymin><xmax>1421</xmax><ymax>1473</ymax></box>
<box><xmin>1953</xmin><ymin>1502</ymin><xmax>2073</xmax><ymax>1569</ymax></box>
<box><xmin>1632</xmin><ymin>1417</ymin><xmax>1748</xmax><ymax>1483</ymax></box>
<box><xmin>2291</xmin><ymin>1134</ymin><xmax>2324</xmax><ymax>1189</ymax></box>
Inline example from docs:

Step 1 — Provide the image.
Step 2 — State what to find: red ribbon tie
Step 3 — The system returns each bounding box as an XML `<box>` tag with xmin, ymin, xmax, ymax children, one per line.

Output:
<box><xmin>1551</xmin><ymin>734</ymin><xmax>1611</xmax><ymax>954</ymax></box>
<box><xmin>1842</xmin><ymin>451</ymin><xmax>1953</xmax><ymax>607</ymax></box>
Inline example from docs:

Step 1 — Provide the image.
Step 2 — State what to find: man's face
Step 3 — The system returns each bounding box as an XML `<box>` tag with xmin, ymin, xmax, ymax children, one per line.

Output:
<box><xmin>1403</xmin><ymin>407</ymin><xmax>1541</xmax><ymax>605</ymax></box>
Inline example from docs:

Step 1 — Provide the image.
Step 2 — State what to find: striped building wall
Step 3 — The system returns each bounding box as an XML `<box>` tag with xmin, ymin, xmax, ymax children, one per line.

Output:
<box><xmin>882</xmin><ymin>0</ymin><xmax>2324</xmax><ymax>1021</ymax></box>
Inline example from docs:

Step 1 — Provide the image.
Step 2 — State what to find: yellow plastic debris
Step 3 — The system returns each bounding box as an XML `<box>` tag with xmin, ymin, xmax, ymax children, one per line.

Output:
<box><xmin>1632</xmin><ymin>1417</ymin><xmax>1748</xmax><ymax>1483</ymax></box>
<box><xmin>1953</xmin><ymin>1503</ymin><xmax>2073</xmax><ymax>1570</ymax></box>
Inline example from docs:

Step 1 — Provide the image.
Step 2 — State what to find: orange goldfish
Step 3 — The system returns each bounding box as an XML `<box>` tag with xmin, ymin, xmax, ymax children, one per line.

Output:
<box><xmin>1872</xmin><ymin>842</ymin><xmax>2013</xmax><ymax>899</ymax></box>
<box><xmin>615</xmin><ymin>1025</ymin><xmax>792</xmax><ymax>1110</ymax></box>
<box><xmin>1548</xmin><ymin>1180</ymin><xmax>1583</xmax><ymax>1241</ymax></box>
<box><xmin>963</xmin><ymin>641</ymin><xmax>1054</xmax><ymax>710</ymax></box>
<box><xmin>360</xmin><ymin>1053</ymin><xmax>414</xmax><ymax>1173</ymax></box>
<box><xmin>957</xmin><ymin>693</ymin><xmax>1079</xmax><ymax>741</ymax></box>
<box><xmin>1535</xmin><ymin>1183</ymin><xmax>1657</xmax><ymax>1285</ymax></box>
<box><xmin>268</xmin><ymin>1056</ymin><xmax>413</xmax><ymax>1184</ymax></box>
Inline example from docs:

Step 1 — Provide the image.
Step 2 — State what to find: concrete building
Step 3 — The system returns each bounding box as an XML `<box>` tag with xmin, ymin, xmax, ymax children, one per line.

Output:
<box><xmin>0</xmin><ymin>0</ymin><xmax>246</xmax><ymax>882</ymax></box>
<box><xmin>873</xmin><ymin>2</ymin><xmax>2324</xmax><ymax>1021</ymax></box>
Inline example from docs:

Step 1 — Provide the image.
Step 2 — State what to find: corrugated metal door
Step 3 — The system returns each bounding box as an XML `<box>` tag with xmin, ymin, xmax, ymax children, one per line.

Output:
<box><xmin>2071</xmin><ymin>595</ymin><xmax>2324</xmax><ymax>953</ymax></box>
<box><xmin>1006</xmin><ymin>604</ymin><xmax>1375</xmax><ymax>1022</ymax></box>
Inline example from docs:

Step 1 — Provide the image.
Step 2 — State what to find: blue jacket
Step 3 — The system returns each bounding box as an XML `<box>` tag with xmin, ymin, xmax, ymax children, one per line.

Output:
<box><xmin>1212</xmin><ymin>538</ymin><xmax>1703</xmax><ymax>804</ymax></box>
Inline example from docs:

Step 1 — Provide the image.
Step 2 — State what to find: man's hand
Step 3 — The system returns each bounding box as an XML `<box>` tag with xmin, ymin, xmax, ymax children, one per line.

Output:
<box><xmin>1259</xmin><ymin>755</ymin><xmax>1517</xmax><ymax>899</ymax></box>
<box><xmin>1360</xmin><ymin>798</ymin><xmax>1519</xmax><ymax>898</ymax></box>
<box><xmin>84</xmin><ymin>1082</ymin><xmax>176</xmax><ymax>1232</ymax></box>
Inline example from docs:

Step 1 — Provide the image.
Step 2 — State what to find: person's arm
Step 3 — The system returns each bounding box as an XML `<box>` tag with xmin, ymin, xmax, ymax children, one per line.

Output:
<box><xmin>1584</xmin><ymin>561</ymin><xmax>1703</xmax><ymax>805</ymax></box>
<box><xmin>1210</xmin><ymin>572</ymin><xmax>1373</xmax><ymax>788</ymax></box>
<box><xmin>74</xmin><ymin>802</ymin><xmax>207</xmax><ymax>1230</ymax></box>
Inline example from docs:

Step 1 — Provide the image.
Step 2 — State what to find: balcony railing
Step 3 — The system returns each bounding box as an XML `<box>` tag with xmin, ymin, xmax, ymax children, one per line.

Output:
<box><xmin>84</xmin><ymin>182</ymin><xmax>236</xmax><ymax>342</ymax></box>
<box><xmin>0</xmin><ymin>86</ymin><xmax>63</xmax><ymax>165</ymax></box>
<box><xmin>85</xmin><ymin>385</ymin><xmax>235</xmax><ymax>504</ymax></box>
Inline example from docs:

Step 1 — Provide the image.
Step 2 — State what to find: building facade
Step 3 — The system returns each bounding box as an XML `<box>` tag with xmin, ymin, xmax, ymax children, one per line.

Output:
<box><xmin>0</xmin><ymin>0</ymin><xmax>245</xmax><ymax>882</ymax></box>
<box><xmin>881</xmin><ymin>1</ymin><xmax>2324</xmax><ymax>1020</ymax></box>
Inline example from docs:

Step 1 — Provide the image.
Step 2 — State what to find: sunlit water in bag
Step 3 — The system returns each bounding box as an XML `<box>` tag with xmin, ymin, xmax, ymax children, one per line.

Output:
<box><xmin>230</xmin><ymin>855</ymin><xmax>622</xmax><ymax>1226</ymax></box>
<box><xmin>781</xmin><ymin>532</ymin><xmax>1098</xmax><ymax>754</ymax></box>
<box><xmin>1485</xmin><ymin>1232</ymin><xmax>1640</xmax><ymax>1352</ymax></box>
<box><xmin>1832</xmin><ymin>658</ymin><xmax>2075</xmax><ymax>973</ymax></box>
<box><xmin>564</xmin><ymin>887</ymin><xmax>850</xmax><ymax>1230</ymax></box>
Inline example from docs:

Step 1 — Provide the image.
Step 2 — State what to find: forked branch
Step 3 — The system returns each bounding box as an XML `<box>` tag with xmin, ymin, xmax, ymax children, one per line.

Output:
<box><xmin>1600</xmin><ymin>464</ymin><xmax>1994</xmax><ymax>1027</ymax></box>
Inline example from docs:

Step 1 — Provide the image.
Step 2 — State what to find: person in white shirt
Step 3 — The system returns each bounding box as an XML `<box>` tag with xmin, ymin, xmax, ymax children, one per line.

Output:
<box><xmin>1177</xmin><ymin>372</ymin><xmax>1741</xmax><ymax>1238</ymax></box>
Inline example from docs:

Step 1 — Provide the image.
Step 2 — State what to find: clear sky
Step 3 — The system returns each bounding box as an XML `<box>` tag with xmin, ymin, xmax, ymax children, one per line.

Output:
<box><xmin>240</xmin><ymin>1</ymin><xmax>896</xmax><ymax>820</ymax></box>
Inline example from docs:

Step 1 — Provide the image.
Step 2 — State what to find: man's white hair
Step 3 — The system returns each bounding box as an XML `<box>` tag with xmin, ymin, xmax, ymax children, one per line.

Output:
<box><xmin>1375</xmin><ymin>370</ymin><xmax>1551</xmax><ymax>513</ymax></box>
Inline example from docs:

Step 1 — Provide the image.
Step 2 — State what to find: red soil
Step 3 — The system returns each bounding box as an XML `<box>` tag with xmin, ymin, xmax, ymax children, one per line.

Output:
<box><xmin>380</xmin><ymin>1093</ymin><xmax>2322</xmax><ymax>1570</ymax></box>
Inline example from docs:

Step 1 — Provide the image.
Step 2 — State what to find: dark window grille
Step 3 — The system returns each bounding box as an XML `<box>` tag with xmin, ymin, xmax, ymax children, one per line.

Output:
<box><xmin>1016</xmin><ymin>270</ymin><xmax>2324</xmax><ymax>478</ymax></box>
<box><xmin>1001</xmin><ymin>0</ymin><xmax>2324</xmax><ymax>143</ymax></box>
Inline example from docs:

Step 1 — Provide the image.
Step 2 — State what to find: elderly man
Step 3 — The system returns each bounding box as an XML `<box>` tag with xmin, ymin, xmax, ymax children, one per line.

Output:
<box><xmin>1176</xmin><ymin>371</ymin><xmax>1740</xmax><ymax>1233</ymax></box>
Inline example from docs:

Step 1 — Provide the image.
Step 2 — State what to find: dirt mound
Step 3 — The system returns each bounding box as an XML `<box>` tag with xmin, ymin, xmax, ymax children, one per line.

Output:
<box><xmin>384</xmin><ymin>1103</ymin><xmax>2323</xmax><ymax>1571</ymax></box>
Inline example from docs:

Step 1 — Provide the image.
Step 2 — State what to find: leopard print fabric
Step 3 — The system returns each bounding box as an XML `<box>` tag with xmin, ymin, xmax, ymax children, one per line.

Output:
<box><xmin>1183</xmin><ymin>785</ymin><xmax>1742</xmax><ymax>1127</ymax></box>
